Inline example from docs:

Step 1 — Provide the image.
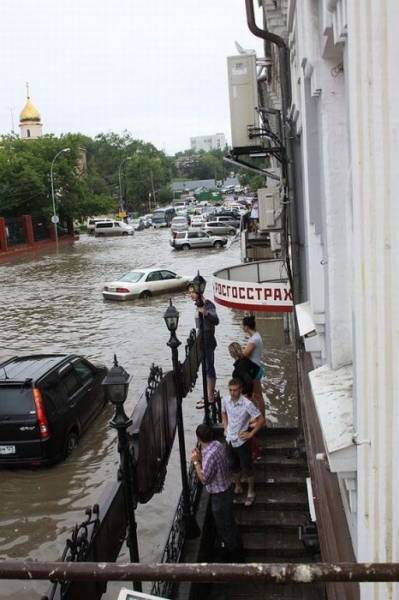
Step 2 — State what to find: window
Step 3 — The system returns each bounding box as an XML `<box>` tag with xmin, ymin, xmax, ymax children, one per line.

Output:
<box><xmin>73</xmin><ymin>360</ymin><xmax>93</xmax><ymax>383</ymax></box>
<box><xmin>119</xmin><ymin>271</ymin><xmax>144</xmax><ymax>283</ymax></box>
<box><xmin>27</xmin><ymin>129</ymin><xmax>31</xmax><ymax>138</ymax></box>
<box><xmin>188</xmin><ymin>232</ymin><xmax>200</xmax><ymax>239</ymax></box>
<box><xmin>146</xmin><ymin>271</ymin><xmax>162</xmax><ymax>282</ymax></box>
<box><xmin>114</xmin><ymin>222</ymin><xmax>121</xmax><ymax>227</ymax></box>
<box><xmin>161</xmin><ymin>270</ymin><xmax>176</xmax><ymax>280</ymax></box>
<box><xmin>96</xmin><ymin>222</ymin><xmax>113</xmax><ymax>229</ymax></box>
<box><xmin>60</xmin><ymin>368</ymin><xmax>81</xmax><ymax>398</ymax></box>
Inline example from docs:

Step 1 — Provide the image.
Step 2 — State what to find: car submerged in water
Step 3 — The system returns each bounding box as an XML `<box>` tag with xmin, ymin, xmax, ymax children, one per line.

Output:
<box><xmin>102</xmin><ymin>268</ymin><xmax>191</xmax><ymax>300</ymax></box>
<box><xmin>0</xmin><ymin>354</ymin><xmax>108</xmax><ymax>467</ymax></box>
<box><xmin>170</xmin><ymin>229</ymin><xmax>228</xmax><ymax>250</ymax></box>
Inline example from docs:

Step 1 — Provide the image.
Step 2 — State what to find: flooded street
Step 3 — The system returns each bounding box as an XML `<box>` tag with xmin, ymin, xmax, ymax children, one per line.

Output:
<box><xmin>0</xmin><ymin>229</ymin><xmax>297</xmax><ymax>599</ymax></box>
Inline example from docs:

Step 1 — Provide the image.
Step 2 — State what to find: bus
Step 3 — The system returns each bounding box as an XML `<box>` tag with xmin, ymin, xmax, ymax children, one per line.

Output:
<box><xmin>151</xmin><ymin>207</ymin><xmax>176</xmax><ymax>228</ymax></box>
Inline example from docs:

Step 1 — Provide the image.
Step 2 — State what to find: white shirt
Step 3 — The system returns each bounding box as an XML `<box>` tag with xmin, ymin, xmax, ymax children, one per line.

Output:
<box><xmin>222</xmin><ymin>394</ymin><xmax>260</xmax><ymax>447</ymax></box>
<box><xmin>248</xmin><ymin>331</ymin><xmax>263</xmax><ymax>366</ymax></box>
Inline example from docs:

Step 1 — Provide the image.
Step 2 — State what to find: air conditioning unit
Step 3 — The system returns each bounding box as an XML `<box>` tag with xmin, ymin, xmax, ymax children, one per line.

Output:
<box><xmin>258</xmin><ymin>186</ymin><xmax>281</xmax><ymax>230</ymax></box>
<box><xmin>227</xmin><ymin>54</ymin><xmax>261</xmax><ymax>148</ymax></box>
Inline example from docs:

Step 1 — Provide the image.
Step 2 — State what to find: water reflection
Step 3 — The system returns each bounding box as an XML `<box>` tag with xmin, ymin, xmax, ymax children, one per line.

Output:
<box><xmin>0</xmin><ymin>230</ymin><xmax>297</xmax><ymax>599</ymax></box>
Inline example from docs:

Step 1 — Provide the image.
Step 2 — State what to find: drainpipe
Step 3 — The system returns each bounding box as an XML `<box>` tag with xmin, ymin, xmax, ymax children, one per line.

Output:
<box><xmin>245</xmin><ymin>0</ymin><xmax>301</xmax><ymax>304</ymax></box>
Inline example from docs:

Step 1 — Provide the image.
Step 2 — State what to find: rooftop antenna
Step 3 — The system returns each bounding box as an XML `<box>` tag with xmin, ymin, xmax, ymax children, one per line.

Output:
<box><xmin>26</xmin><ymin>81</ymin><xmax>30</xmax><ymax>99</ymax></box>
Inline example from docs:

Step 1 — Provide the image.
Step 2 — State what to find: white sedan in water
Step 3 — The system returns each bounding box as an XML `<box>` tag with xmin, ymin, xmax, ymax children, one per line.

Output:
<box><xmin>102</xmin><ymin>268</ymin><xmax>191</xmax><ymax>301</ymax></box>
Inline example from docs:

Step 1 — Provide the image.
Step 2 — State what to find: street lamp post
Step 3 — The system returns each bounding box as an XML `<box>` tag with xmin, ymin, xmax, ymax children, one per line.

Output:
<box><xmin>102</xmin><ymin>356</ymin><xmax>142</xmax><ymax>592</ymax></box>
<box><xmin>118</xmin><ymin>157</ymin><xmax>133</xmax><ymax>217</ymax></box>
<box><xmin>50</xmin><ymin>147</ymin><xmax>70</xmax><ymax>249</ymax></box>
<box><xmin>164</xmin><ymin>300</ymin><xmax>200</xmax><ymax>539</ymax></box>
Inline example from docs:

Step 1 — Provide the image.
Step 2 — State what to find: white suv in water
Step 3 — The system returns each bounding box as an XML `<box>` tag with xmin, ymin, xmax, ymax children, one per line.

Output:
<box><xmin>170</xmin><ymin>229</ymin><xmax>228</xmax><ymax>250</ymax></box>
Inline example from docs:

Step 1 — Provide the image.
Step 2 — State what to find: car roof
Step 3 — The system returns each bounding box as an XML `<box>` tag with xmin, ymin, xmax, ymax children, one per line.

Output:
<box><xmin>0</xmin><ymin>354</ymin><xmax>71</xmax><ymax>383</ymax></box>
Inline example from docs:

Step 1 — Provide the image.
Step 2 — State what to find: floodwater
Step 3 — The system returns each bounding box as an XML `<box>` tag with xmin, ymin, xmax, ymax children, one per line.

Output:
<box><xmin>0</xmin><ymin>229</ymin><xmax>297</xmax><ymax>599</ymax></box>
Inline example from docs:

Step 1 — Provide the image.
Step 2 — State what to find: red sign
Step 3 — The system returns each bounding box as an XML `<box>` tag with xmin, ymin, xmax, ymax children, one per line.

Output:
<box><xmin>213</xmin><ymin>277</ymin><xmax>293</xmax><ymax>313</ymax></box>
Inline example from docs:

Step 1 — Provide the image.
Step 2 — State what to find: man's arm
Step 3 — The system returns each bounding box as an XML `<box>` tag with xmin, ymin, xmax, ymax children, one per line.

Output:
<box><xmin>222</xmin><ymin>410</ymin><xmax>228</xmax><ymax>435</ymax></box>
<box><xmin>239</xmin><ymin>414</ymin><xmax>265</xmax><ymax>440</ymax></box>
<box><xmin>200</xmin><ymin>301</ymin><xmax>219</xmax><ymax>326</ymax></box>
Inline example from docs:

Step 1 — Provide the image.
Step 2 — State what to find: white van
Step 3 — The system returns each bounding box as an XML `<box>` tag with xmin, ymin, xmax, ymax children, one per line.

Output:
<box><xmin>94</xmin><ymin>220</ymin><xmax>134</xmax><ymax>237</ymax></box>
<box><xmin>87</xmin><ymin>217</ymin><xmax>113</xmax><ymax>233</ymax></box>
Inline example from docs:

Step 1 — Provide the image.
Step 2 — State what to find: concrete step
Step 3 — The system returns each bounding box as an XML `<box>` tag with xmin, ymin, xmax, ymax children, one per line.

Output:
<box><xmin>236</xmin><ymin>508</ymin><xmax>309</xmax><ymax>529</ymax></box>
<box><xmin>242</xmin><ymin>529</ymin><xmax>309</xmax><ymax>558</ymax></box>
<box><xmin>233</xmin><ymin>485</ymin><xmax>307</xmax><ymax>509</ymax></box>
<box><xmin>209</xmin><ymin>582</ymin><xmax>326</xmax><ymax>600</ymax></box>
<box><xmin>254</xmin><ymin>470</ymin><xmax>307</xmax><ymax>485</ymax></box>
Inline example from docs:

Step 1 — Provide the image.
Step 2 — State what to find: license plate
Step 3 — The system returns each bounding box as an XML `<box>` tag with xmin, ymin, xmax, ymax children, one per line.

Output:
<box><xmin>0</xmin><ymin>445</ymin><xmax>16</xmax><ymax>455</ymax></box>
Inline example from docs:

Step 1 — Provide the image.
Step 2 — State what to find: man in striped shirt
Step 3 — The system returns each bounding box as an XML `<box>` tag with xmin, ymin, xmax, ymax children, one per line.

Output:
<box><xmin>191</xmin><ymin>424</ymin><xmax>243</xmax><ymax>560</ymax></box>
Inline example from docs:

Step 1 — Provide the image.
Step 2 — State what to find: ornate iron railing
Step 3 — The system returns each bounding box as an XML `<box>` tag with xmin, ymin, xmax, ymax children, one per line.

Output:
<box><xmin>151</xmin><ymin>461</ymin><xmax>202</xmax><ymax>598</ymax></box>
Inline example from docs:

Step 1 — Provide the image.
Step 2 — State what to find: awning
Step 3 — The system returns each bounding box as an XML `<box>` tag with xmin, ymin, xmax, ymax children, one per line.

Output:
<box><xmin>213</xmin><ymin>259</ymin><xmax>293</xmax><ymax>313</ymax></box>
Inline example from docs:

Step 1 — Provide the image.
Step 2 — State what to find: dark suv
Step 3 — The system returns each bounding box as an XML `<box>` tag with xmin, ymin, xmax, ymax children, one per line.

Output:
<box><xmin>0</xmin><ymin>354</ymin><xmax>108</xmax><ymax>467</ymax></box>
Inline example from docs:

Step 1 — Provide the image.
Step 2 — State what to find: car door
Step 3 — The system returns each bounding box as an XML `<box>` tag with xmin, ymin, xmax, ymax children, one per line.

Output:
<box><xmin>197</xmin><ymin>230</ymin><xmax>212</xmax><ymax>247</ymax></box>
<box><xmin>160</xmin><ymin>270</ymin><xmax>181</xmax><ymax>292</ymax></box>
<box><xmin>71</xmin><ymin>358</ymin><xmax>102</xmax><ymax>421</ymax></box>
<box><xmin>144</xmin><ymin>270</ymin><xmax>165</xmax><ymax>294</ymax></box>
<box><xmin>58</xmin><ymin>363</ymin><xmax>92</xmax><ymax>430</ymax></box>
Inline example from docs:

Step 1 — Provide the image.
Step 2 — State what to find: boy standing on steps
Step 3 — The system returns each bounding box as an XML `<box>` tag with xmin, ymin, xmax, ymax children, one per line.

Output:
<box><xmin>222</xmin><ymin>378</ymin><xmax>265</xmax><ymax>506</ymax></box>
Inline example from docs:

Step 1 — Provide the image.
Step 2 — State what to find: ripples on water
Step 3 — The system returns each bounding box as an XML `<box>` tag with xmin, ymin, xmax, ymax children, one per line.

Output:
<box><xmin>0</xmin><ymin>230</ymin><xmax>297</xmax><ymax>598</ymax></box>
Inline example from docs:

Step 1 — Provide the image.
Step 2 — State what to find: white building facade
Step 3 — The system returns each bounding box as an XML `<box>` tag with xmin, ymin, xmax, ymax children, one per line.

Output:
<box><xmin>189</xmin><ymin>132</ymin><xmax>226</xmax><ymax>152</ymax></box>
<box><xmin>258</xmin><ymin>0</ymin><xmax>399</xmax><ymax>598</ymax></box>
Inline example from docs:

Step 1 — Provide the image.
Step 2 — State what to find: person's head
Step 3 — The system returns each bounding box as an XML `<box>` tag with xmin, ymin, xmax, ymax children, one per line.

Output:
<box><xmin>187</xmin><ymin>283</ymin><xmax>200</xmax><ymax>303</ymax></box>
<box><xmin>228</xmin><ymin>342</ymin><xmax>243</xmax><ymax>361</ymax></box>
<box><xmin>196</xmin><ymin>423</ymin><xmax>214</xmax><ymax>445</ymax></box>
<box><xmin>242</xmin><ymin>315</ymin><xmax>256</xmax><ymax>334</ymax></box>
<box><xmin>228</xmin><ymin>377</ymin><xmax>242</xmax><ymax>401</ymax></box>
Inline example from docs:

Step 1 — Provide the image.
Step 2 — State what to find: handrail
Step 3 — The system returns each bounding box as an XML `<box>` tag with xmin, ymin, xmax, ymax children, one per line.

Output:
<box><xmin>3</xmin><ymin>561</ymin><xmax>399</xmax><ymax>584</ymax></box>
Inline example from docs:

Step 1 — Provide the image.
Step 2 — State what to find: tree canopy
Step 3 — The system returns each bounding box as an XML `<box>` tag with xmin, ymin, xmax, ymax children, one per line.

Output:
<box><xmin>0</xmin><ymin>132</ymin><xmax>174</xmax><ymax>219</ymax></box>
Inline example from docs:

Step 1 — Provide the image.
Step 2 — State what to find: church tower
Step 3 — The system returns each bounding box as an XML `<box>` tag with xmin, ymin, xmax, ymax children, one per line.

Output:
<box><xmin>19</xmin><ymin>83</ymin><xmax>43</xmax><ymax>140</ymax></box>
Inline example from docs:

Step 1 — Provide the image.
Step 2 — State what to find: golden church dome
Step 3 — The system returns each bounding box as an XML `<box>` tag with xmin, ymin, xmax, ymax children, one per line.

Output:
<box><xmin>20</xmin><ymin>98</ymin><xmax>41</xmax><ymax>123</ymax></box>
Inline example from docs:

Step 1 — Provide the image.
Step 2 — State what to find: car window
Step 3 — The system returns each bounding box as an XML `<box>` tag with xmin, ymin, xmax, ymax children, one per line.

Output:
<box><xmin>188</xmin><ymin>231</ymin><xmax>199</xmax><ymax>239</ymax></box>
<box><xmin>119</xmin><ymin>271</ymin><xmax>144</xmax><ymax>283</ymax></box>
<box><xmin>160</xmin><ymin>270</ymin><xmax>177</xmax><ymax>280</ymax></box>
<box><xmin>60</xmin><ymin>369</ymin><xmax>81</xmax><ymax>398</ymax></box>
<box><xmin>96</xmin><ymin>222</ymin><xmax>113</xmax><ymax>228</ymax></box>
<box><xmin>73</xmin><ymin>360</ymin><xmax>94</xmax><ymax>383</ymax></box>
<box><xmin>114</xmin><ymin>222</ymin><xmax>121</xmax><ymax>227</ymax></box>
<box><xmin>0</xmin><ymin>386</ymin><xmax>35</xmax><ymax>416</ymax></box>
<box><xmin>146</xmin><ymin>271</ymin><xmax>163</xmax><ymax>282</ymax></box>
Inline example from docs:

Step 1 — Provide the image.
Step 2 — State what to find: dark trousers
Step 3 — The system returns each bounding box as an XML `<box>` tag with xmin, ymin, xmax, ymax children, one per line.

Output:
<box><xmin>211</xmin><ymin>485</ymin><xmax>242</xmax><ymax>559</ymax></box>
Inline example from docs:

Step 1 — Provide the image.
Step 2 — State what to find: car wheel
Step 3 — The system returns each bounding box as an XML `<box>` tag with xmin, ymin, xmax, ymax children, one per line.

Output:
<box><xmin>181</xmin><ymin>244</ymin><xmax>190</xmax><ymax>250</ymax></box>
<box><xmin>139</xmin><ymin>290</ymin><xmax>152</xmax><ymax>299</ymax></box>
<box><xmin>213</xmin><ymin>241</ymin><xmax>223</xmax><ymax>248</ymax></box>
<box><xmin>230</xmin><ymin>229</ymin><xmax>236</xmax><ymax>235</ymax></box>
<box><xmin>65</xmin><ymin>431</ymin><xmax>79</xmax><ymax>457</ymax></box>
<box><xmin>122</xmin><ymin>232</ymin><xmax>129</xmax><ymax>236</ymax></box>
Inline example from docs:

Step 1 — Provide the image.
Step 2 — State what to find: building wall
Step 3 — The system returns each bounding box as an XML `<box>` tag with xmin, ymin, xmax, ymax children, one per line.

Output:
<box><xmin>190</xmin><ymin>133</ymin><xmax>226</xmax><ymax>152</ymax></box>
<box><xmin>260</xmin><ymin>0</ymin><xmax>399</xmax><ymax>598</ymax></box>
<box><xmin>19</xmin><ymin>121</ymin><xmax>43</xmax><ymax>139</ymax></box>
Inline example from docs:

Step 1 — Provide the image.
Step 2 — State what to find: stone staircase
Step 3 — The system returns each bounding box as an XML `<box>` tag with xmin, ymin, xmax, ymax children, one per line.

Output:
<box><xmin>209</xmin><ymin>428</ymin><xmax>326</xmax><ymax>600</ymax></box>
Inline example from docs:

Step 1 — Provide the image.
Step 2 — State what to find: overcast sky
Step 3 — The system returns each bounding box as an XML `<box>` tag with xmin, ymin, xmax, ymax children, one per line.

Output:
<box><xmin>0</xmin><ymin>0</ymin><xmax>263</xmax><ymax>154</ymax></box>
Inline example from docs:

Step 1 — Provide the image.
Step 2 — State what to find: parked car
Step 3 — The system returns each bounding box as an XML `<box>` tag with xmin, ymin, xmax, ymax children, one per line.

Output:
<box><xmin>87</xmin><ymin>217</ymin><xmax>113</xmax><ymax>234</ymax></box>
<box><xmin>142</xmin><ymin>214</ymin><xmax>153</xmax><ymax>228</ymax></box>
<box><xmin>170</xmin><ymin>216</ymin><xmax>189</xmax><ymax>233</ymax></box>
<box><xmin>129</xmin><ymin>218</ymin><xmax>145</xmax><ymax>231</ymax></box>
<box><xmin>0</xmin><ymin>354</ymin><xmax>108</xmax><ymax>467</ymax></box>
<box><xmin>170</xmin><ymin>230</ymin><xmax>228</xmax><ymax>250</ymax></box>
<box><xmin>203</xmin><ymin>221</ymin><xmax>237</xmax><ymax>236</ymax></box>
<box><xmin>103</xmin><ymin>268</ymin><xmax>191</xmax><ymax>300</ymax></box>
<box><xmin>206</xmin><ymin>214</ymin><xmax>241</xmax><ymax>228</ymax></box>
<box><xmin>94</xmin><ymin>220</ymin><xmax>134</xmax><ymax>237</ymax></box>
<box><xmin>190</xmin><ymin>215</ymin><xmax>206</xmax><ymax>228</ymax></box>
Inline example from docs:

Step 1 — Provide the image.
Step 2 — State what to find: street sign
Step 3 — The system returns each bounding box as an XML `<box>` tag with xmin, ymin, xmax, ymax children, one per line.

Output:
<box><xmin>51</xmin><ymin>215</ymin><xmax>59</xmax><ymax>224</ymax></box>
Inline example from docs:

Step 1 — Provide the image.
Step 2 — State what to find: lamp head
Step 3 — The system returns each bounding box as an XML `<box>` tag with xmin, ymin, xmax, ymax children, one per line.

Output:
<box><xmin>164</xmin><ymin>298</ymin><xmax>179</xmax><ymax>332</ymax></box>
<box><xmin>190</xmin><ymin>270</ymin><xmax>206</xmax><ymax>295</ymax></box>
<box><xmin>102</xmin><ymin>354</ymin><xmax>131</xmax><ymax>405</ymax></box>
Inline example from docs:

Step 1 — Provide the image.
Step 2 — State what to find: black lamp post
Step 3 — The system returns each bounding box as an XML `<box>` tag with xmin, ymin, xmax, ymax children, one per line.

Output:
<box><xmin>164</xmin><ymin>300</ymin><xmax>200</xmax><ymax>539</ymax></box>
<box><xmin>103</xmin><ymin>355</ymin><xmax>142</xmax><ymax>592</ymax></box>
<box><xmin>191</xmin><ymin>271</ymin><xmax>210</xmax><ymax>425</ymax></box>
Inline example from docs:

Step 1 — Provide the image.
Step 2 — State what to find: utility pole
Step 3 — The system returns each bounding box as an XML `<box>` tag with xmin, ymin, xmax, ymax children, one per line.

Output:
<box><xmin>150</xmin><ymin>170</ymin><xmax>156</xmax><ymax>207</ymax></box>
